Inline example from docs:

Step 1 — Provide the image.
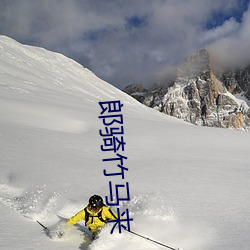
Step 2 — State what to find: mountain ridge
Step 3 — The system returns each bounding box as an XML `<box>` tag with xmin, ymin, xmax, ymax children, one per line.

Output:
<box><xmin>123</xmin><ymin>49</ymin><xmax>250</xmax><ymax>130</ymax></box>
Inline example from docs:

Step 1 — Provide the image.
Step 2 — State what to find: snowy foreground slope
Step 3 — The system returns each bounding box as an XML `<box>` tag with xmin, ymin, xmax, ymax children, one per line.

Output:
<box><xmin>0</xmin><ymin>36</ymin><xmax>250</xmax><ymax>250</ymax></box>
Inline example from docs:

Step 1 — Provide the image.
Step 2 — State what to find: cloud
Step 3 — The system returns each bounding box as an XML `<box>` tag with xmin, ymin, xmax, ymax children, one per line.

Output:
<box><xmin>209</xmin><ymin>4</ymin><xmax>250</xmax><ymax>69</ymax></box>
<box><xmin>0</xmin><ymin>0</ymin><xmax>249</xmax><ymax>88</ymax></box>
<box><xmin>200</xmin><ymin>18</ymin><xmax>240</xmax><ymax>45</ymax></box>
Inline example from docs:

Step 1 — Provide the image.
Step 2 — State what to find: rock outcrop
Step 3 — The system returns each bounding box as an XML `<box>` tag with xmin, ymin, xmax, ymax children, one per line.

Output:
<box><xmin>123</xmin><ymin>49</ymin><xmax>250</xmax><ymax>130</ymax></box>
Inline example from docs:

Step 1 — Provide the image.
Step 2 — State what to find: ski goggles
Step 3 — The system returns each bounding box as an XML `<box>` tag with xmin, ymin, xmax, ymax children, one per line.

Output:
<box><xmin>90</xmin><ymin>204</ymin><xmax>101</xmax><ymax>212</ymax></box>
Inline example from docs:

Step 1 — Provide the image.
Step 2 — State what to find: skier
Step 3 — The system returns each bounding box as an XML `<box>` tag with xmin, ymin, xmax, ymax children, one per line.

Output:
<box><xmin>66</xmin><ymin>194</ymin><xmax>117</xmax><ymax>239</ymax></box>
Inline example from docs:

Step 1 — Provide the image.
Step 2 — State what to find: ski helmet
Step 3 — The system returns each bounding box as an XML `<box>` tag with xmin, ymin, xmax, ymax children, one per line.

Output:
<box><xmin>89</xmin><ymin>195</ymin><xmax>104</xmax><ymax>211</ymax></box>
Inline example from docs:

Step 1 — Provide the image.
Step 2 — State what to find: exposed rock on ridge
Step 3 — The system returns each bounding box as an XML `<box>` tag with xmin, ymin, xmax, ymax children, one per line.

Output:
<box><xmin>123</xmin><ymin>49</ymin><xmax>250</xmax><ymax>130</ymax></box>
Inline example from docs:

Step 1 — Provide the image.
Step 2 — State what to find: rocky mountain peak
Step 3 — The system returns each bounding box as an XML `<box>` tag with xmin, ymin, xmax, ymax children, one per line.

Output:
<box><xmin>123</xmin><ymin>49</ymin><xmax>250</xmax><ymax>130</ymax></box>
<box><xmin>177</xmin><ymin>49</ymin><xmax>210</xmax><ymax>78</ymax></box>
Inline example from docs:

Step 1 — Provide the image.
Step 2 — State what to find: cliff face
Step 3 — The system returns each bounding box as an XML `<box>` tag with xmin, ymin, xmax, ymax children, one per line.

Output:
<box><xmin>123</xmin><ymin>49</ymin><xmax>250</xmax><ymax>130</ymax></box>
<box><xmin>218</xmin><ymin>66</ymin><xmax>250</xmax><ymax>99</ymax></box>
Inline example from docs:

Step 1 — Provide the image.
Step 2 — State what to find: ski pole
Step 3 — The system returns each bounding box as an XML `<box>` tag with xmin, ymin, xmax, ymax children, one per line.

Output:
<box><xmin>124</xmin><ymin>228</ymin><xmax>180</xmax><ymax>250</ymax></box>
<box><xmin>37</xmin><ymin>220</ymin><xmax>48</xmax><ymax>230</ymax></box>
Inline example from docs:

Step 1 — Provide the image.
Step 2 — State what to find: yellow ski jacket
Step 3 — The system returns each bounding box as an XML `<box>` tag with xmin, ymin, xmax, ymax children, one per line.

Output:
<box><xmin>67</xmin><ymin>206</ymin><xmax>117</xmax><ymax>233</ymax></box>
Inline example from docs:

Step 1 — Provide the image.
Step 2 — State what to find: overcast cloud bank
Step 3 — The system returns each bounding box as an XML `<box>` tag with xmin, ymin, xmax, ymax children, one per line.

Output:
<box><xmin>0</xmin><ymin>0</ymin><xmax>249</xmax><ymax>88</ymax></box>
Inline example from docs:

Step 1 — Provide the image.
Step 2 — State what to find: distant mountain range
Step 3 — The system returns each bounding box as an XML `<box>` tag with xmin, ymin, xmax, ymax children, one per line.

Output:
<box><xmin>123</xmin><ymin>49</ymin><xmax>250</xmax><ymax>130</ymax></box>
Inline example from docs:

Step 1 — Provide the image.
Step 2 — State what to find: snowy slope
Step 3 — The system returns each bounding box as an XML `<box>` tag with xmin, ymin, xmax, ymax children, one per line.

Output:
<box><xmin>0</xmin><ymin>36</ymin><xmax>250</xmax><ymax>250</ymax></box>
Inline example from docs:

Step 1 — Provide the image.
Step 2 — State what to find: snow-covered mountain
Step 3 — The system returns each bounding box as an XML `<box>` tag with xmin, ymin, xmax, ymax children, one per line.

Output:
<box><xmin>1</xmin><ymin>36</ymin><xmax>250</xmax><ymax>250</ymax></box>
<box><xmin>123</xmin><ymin>49</ymin><xmax>250</xmax><ymax>130</ymax></box>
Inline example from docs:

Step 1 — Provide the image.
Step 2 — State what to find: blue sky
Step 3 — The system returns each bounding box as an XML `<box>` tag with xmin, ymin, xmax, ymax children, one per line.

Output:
<box><xmin>0</xmin><ymin>0</ymin><xmax>249</xmax><ymax>89</ymax></box>
<box><xmin>205</xmin><ymin>0</ymin><xmax>249</xmax><ymax>28</ymax></box>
